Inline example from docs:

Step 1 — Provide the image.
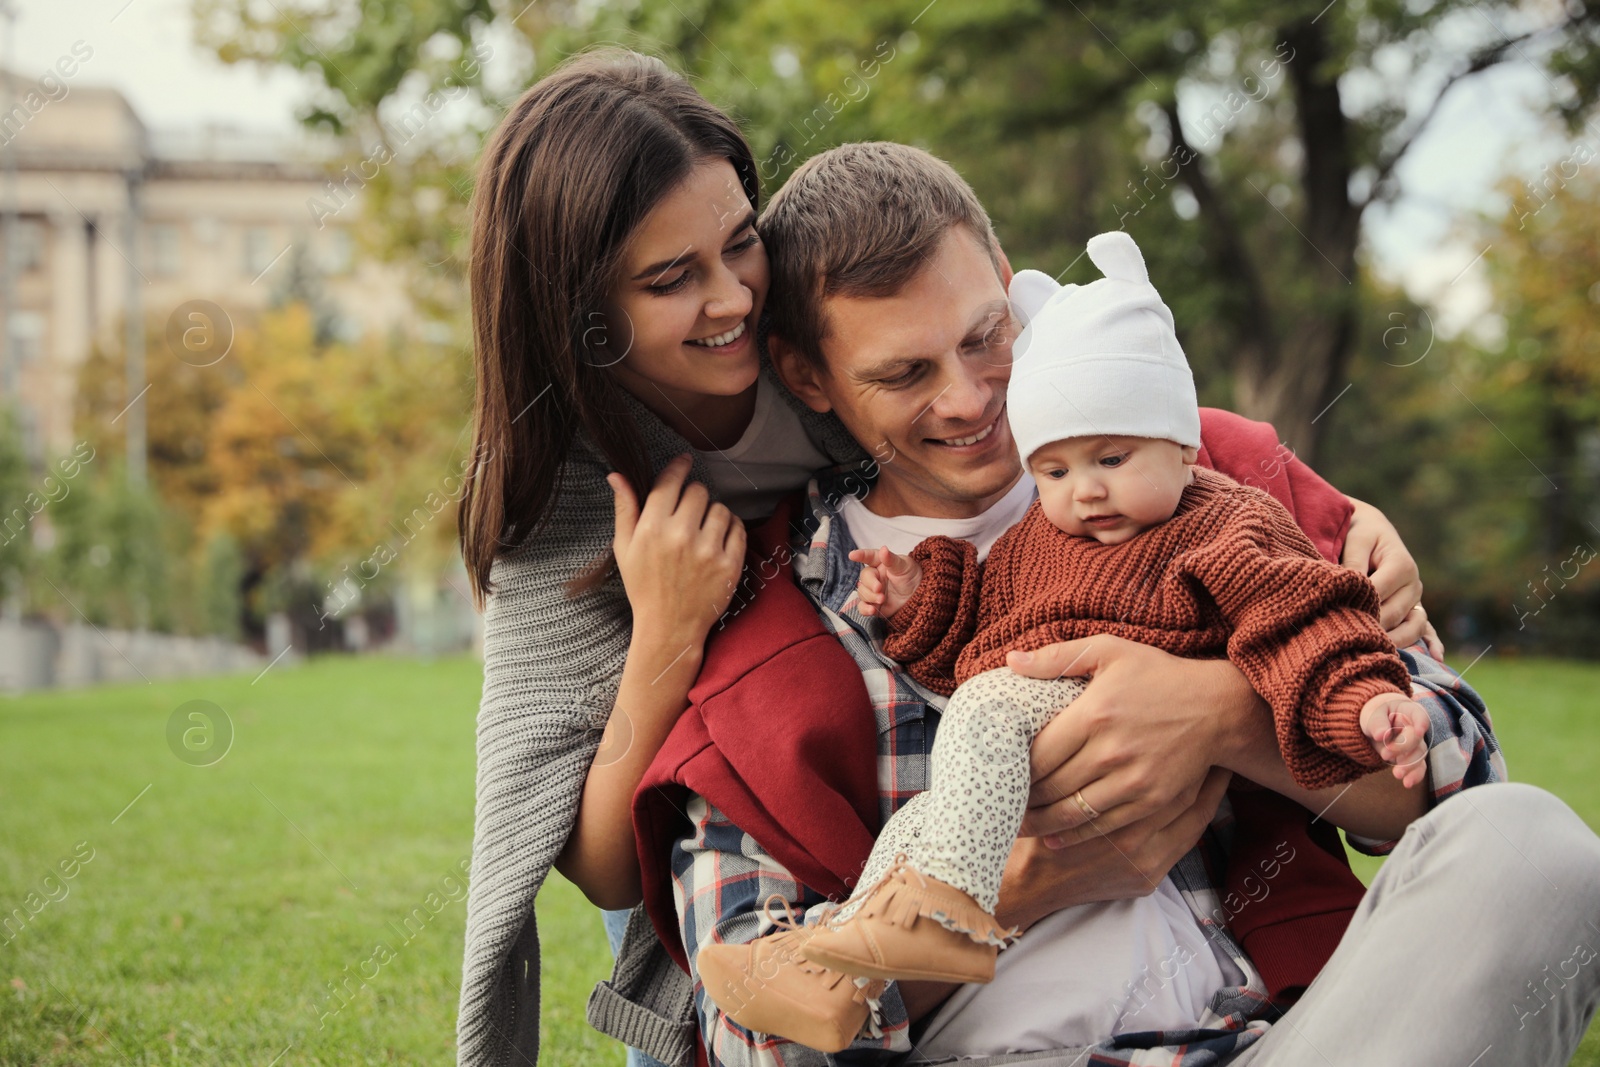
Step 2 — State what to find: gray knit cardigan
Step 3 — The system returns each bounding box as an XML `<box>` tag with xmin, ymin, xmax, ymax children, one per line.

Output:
<box><xmin>456</xmin><ymin>368</ymin><xmax>865</xmax><ymax>1067</ymax></box>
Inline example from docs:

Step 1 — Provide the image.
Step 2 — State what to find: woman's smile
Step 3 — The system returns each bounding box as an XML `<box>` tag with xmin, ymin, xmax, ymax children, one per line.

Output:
<box><xmin>685</xmin><ymin>318</ymin><xmax>749</xmax><ymax>352</ymax></box>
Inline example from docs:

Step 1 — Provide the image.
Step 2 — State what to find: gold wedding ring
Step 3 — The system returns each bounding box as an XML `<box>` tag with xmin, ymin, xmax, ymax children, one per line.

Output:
<box><xmin>1073</xmin><ymin>789</ymin><xmax>1101</xmax><ymax>822</ymax></box>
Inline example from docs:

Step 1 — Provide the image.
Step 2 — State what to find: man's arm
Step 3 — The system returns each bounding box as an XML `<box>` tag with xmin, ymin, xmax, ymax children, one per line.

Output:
<box><xmin>1006</xmin><ymin>638</ymin><xmax>1426</xmax><ymax>841</ymax></box>
<box><xmin>1213</xmin><ymin>643</ymin><xmax>1505</xmax><ymax>844</ymax></box>
<box><xmin>999</xmin><ymin>766</ymin><xmax>1235</xmax><ymax>929</ymax></box>
<box><xmin>1010</xmin><ymin>637</ymin><xmax>1504</xmax><ymax>846</ymax></box>
<box><xmin>671</xmin><ymin>795</ymin><xmax>912</xmax><ymax>1066</ymax></box>
<box><xmin>1344</xmin><ymin>645</ymin><xmax>1506</xmax><ymax>852</ymax></box>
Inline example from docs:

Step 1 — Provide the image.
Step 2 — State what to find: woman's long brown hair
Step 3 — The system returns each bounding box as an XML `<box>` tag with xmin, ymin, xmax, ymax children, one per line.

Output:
<box><xmin>459</xmin><ymin>49</ymin><xmax>759</xmax><ymax>605</ymax></box>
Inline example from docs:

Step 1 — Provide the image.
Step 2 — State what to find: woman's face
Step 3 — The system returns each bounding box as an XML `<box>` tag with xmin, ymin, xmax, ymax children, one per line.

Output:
<box><xmin>604</xmin><ymin>159</ymin><xmax>768</xmax><ymax>409</ymax></box>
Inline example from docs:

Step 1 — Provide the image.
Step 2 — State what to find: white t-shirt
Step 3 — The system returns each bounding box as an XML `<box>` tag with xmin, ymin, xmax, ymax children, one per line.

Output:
<box><xmin>837</xmin><ymin>472</ymin><xmax>1035</xmax><ymax>563</ymax></box>
<box><xmin>695</xmin><ymin>376</ymin><xmax>831</xmax><ymax>520</ymax></box>
<box><xmin>837</xmin><ymin>474</ymin><xmax>1246</xmax><ymax>1055</ymax></box>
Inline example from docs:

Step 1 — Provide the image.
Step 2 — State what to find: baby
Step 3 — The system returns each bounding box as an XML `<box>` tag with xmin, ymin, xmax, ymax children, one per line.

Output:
<box><xmin>700</xmin><ymin>231</ymin><xmax>1430</xmax><ymax>1046</ymax></box>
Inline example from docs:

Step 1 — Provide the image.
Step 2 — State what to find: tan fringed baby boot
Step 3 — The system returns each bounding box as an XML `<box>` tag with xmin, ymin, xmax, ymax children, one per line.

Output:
<box><xmin>798</xmin><ymin>855</ymin><xmax>1017</xmax><ymax>983</ymax></box>
<box><xmin>697</xmin><ymin>896</ymin><xmax>886</xmax><ymax>1053</ymax></box>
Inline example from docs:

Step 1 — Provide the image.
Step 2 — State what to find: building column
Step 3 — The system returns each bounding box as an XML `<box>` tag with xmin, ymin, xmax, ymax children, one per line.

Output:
<box><xmin>91</xmin><ymin>211</ymin><xmax>126</xmax><ymax>356</ymax></box>
<box><xmin>48</xmin><ymin>206</ymin><xmax>89</xmax><ymax>457</ymax></box>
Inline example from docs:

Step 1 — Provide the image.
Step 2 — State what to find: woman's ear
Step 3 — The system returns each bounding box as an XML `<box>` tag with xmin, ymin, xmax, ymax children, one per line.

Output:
<box><xmin>768</xmin><ymin>334</ymin><xmax>833</xmax><ymax>414</ymax></box>
<box><xmin>1181</xmin><ymin>444</ymin><xmax>1200</xmax><ymax>464</ymax></box>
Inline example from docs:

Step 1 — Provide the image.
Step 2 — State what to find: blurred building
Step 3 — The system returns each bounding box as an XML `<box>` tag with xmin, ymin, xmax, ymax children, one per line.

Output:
<box><xmin>0</xmin><ymin>67</ymin><xmax>415</xmax><ymax>461</ymax></box>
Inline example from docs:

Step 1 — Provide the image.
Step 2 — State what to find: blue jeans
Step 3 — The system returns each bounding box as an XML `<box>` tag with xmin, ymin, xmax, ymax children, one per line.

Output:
<box><xmin>601</xmin><ymin>907</ymin><xmax>671</xmax><ymax>1067</ymax></box>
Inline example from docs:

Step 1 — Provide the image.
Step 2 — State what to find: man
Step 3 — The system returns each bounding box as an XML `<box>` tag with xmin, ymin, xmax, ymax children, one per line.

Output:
<box><xmin>613</xmin><ymin>143</ymin><xmax>1600</xmax><ymax>1066</ymax></box>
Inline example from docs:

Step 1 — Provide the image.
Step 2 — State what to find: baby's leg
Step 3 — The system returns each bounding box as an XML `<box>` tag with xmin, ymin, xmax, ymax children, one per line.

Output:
<box><xmin>917</xmin><ymin>668</ymin><xmax>1086</xmax><ymax>913</ymax></box>
<box><xmin>835</xmin><ymin>667</ymin><xmax>1086</xmax><ymax>921</ymax></box>
<box><xmin>835</xmin><ymin>791</ymin><xmax>933</xmax><ymax>920</ymax></box>
<box><xmin>800</xmin><ymin>669</ymin><xmax>1089</xmax><ymax>983</ymax></box>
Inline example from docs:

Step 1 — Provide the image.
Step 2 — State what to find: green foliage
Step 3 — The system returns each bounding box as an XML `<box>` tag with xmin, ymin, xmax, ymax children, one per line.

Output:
<box><xmin>203</xmin><ymin>533</ymin><xmax>248</xmax><ymax>640</ymax></box>
<box><xmin>194</xmin><ymin>0</ymin><xmax>1600</xmax><ymax>461</ymax></box>
<box><xmin>1320</xmin><ymin>166</ymin><xmax>1600</xmax><ymax>653</ymax></box>
<box><xmin>73</xmin><ymin>300</ymin><xmax>471</xmax><ymax>640</ymax></box>
<box><xmin>195</xmin><ymin>0</ymin><xmax>498</xmax><ymax>133</ymax></box>
<box><xmin>0</xmin><ymin>406</ymin><xmax>32</xmax><ymax>600</ymax></box>
<box><xmin>40</xmin><ymin>463</ymin><xmax>175</xmax><ymax>631</ymax></box>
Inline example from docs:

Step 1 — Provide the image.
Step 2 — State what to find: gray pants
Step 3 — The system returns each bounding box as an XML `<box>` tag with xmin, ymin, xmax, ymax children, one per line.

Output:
<box><xmin>1231</xmin><ymin>781</ymin><xmax>1600</xmax><ymax>1067</ymax></box>
<box><xmin>903</xmin><ymin>782</ymin><xmax>1600</xmax><ymax>1066</ymax></box>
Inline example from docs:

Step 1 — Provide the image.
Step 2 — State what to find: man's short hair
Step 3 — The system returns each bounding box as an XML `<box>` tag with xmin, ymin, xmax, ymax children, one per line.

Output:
<box><xmin>760</xmin><ymin>141</ymin><xmax>1002</xmax><ymax>368</ymax></box>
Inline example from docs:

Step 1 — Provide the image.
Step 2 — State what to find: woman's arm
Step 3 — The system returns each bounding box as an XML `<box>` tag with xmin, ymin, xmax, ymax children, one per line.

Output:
<box><xmin>555</xmin><ymin>455</ymin><xmax>746</xmax><ymax>909</ymax></box>
<box><xmin>1344</xmin><ymin>496</ymin><xmax>1443</xmax><ymax>657</ymax></box>
<box><xmin>557</xmin><ymin>629</ymin><xmax>706</xmax><ymax>909</ymax></box>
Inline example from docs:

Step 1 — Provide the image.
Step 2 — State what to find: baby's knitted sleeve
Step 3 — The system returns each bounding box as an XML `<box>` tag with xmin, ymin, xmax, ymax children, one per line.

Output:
<box><xmin>1186</xmin><ymin>493</ymin><xmax>1413</xmax><ymax>789</ymax></box>
<box><xmin>881</xmin><ymin>536</ymin><xmax>982</xmax><ymax>696</ymax></box>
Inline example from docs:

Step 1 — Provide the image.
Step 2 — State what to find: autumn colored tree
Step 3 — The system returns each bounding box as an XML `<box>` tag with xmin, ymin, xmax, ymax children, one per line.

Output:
<box><xmin>74</xmin><ymin>299</ymin><xmax>469</xmax><ymax>635</ymax></box>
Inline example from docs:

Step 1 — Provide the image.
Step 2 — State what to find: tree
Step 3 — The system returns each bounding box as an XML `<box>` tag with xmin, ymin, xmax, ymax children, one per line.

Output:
<box><xmin>1461</xmin><ymin>168</ymin><xmax>1600</xmax><ymax>648</ymax></box>
<box><xmin>0</xmin><ymin>407</ymin><xmax>32</xmax><ymax>607</ymax></box>
<box><xmin>1315</xmin><ymin>160</ymin><xmax>1600</xmax><ymax>652</ymax></box>
<box><xmin>195</xmin><ymin>0</ymin><xmax>1600</xmax><ymax>461</ymax></box>
<box><xmin>76</xmin><ymin>300</ymin><xmax>471</xmax><ymax>637</ymax></box>
<box><xmin>43</xmin><ymin>462</ymin><xmax>175</xmax><ymax>630</ymax></box>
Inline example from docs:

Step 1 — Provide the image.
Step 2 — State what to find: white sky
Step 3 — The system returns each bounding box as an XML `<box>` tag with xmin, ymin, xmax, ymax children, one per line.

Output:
<box><xmin>8</xmin><ymin>0</ymin><xmax>1574</xmax><ymax>337</ymax></box>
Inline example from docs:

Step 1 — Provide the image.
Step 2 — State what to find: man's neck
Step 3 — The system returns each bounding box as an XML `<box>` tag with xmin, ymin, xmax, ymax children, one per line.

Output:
<box><xmin>862</xmin><ymin>469</ymin><xmax>1026</xmax><ymax>521</ymax></box>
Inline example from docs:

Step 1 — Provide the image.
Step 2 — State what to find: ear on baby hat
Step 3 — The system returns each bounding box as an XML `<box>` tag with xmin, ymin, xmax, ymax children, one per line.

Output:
<box><xmin>1007</xmin><ymin>269</ymin><xmax>1066</xmax><ymax>325</ymax></box>
<box><xmin>1084</xmin><ymin>230</ymin><xmax>1150</xmax><ymax>284</ymax></box>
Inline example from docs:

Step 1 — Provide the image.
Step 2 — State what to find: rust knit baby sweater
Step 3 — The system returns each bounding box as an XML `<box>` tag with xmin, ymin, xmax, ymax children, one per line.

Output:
<box><xmin>883</xmin><ymin>465</ymin><xmax>1412</xmax><ymax>789</ymax></box>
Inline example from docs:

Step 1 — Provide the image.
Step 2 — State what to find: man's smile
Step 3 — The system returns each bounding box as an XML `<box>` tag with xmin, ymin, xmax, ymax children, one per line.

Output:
<box><xmin>928</xmin><ymin>407</ymin><xmax>1005</xmax><ymax>450</ymax></box>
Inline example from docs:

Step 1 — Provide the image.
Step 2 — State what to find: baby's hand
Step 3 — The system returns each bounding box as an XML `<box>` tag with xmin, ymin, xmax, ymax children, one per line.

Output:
<box><xmin>847</xmin><ymin>545</ymin><xmax>923</xmax><ymax>619</ymax></box>
<box><xmin>1360</xmin><ymin>692</ymin><xmax>1431</xmax><ymax>789</ymax></box>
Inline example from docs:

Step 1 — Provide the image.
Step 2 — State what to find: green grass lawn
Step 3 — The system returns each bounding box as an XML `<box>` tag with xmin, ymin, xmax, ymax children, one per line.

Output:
<box><xmin>1</xmin><ymin>653</ymin><xmax>1597</xmax><ymax>1065</ymax></box>
<box><xmin>0</xmin><ymin>654</ymin><xmax>618</xmax><ymax>1067</ymax></box>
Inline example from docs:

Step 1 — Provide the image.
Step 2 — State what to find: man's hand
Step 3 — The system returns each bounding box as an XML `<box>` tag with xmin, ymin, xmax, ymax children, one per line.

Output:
<box><xmin>1343</xmin><ymin>497</ymin><xmax>1444</xmax><ymax>659</ymax></box>
<box><xmin>1006</xmin><ymin>635</ymin><xmax>1257</xmax><ymax>841</ymax></box>
<box><xmin>994</xmin><ymin>767</ymin><xmax>1232</xmax><ymax>932</ymax></box>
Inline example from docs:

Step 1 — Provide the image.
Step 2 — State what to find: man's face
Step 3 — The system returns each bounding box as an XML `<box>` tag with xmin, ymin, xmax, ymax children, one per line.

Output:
<box><xmin>774</xmin><ymin>227</ymin><xmax>1023</xmax><ymax>519</ymax></box>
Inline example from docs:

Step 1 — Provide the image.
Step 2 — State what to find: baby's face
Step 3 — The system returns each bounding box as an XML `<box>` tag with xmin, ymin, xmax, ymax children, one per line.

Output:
<box><xmin>1027</xmin><ymin>435</ymin><xmax>1197</xmax><ymax>545</ymax></box>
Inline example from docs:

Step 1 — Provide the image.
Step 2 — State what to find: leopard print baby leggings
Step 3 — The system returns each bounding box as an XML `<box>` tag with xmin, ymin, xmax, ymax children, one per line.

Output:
<box><xmin>844</xmin><ymin>667</ymin><xmax>1089</xmax><ymax>917</ymax></box>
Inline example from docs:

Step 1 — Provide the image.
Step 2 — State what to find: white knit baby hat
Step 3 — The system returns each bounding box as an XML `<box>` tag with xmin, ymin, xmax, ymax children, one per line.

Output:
<box><xmin>1005</xmin><ymin>230</ymin><xmax>1200</xmax><ymax>462</ymax></box>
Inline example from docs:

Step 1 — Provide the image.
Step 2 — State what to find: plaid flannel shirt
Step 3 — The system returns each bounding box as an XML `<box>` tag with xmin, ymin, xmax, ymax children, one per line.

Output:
<box><xmin>670</xmin><ymin>466</ymin><xmax>1507</xmax><ymax>1067</ymax></box>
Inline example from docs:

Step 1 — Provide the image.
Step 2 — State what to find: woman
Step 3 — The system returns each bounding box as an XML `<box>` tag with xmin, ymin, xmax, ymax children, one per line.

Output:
<box><xmin>454</xmin><ymin>48</ymin><xmax>864</xmax><ymax>1067</ymax></box>
<box><xmin>454</xmin><ymin>46</ymin><xmax>1432</xmax><ymax>1067</ymax></box>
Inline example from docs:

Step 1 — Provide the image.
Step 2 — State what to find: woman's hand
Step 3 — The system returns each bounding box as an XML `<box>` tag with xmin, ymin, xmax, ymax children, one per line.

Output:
<box><xmin>1005</xmin><ymin>635</ymin><xmax>1257</xmax><ymax>842</ymax></box>
<box><xmin>608</xmin><ymin>453</ymin><xmax>746</xmax><ymax>649</ymax></box>
<box><xmin>1342</xmin><ymin>497</ymin><xmax>1443</xmax><ymax>659</ymax></box>
<box><xmin>994</xmin><ymin>767</ymin><xmax>1232</xmax><ymax>932</ymax></box>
